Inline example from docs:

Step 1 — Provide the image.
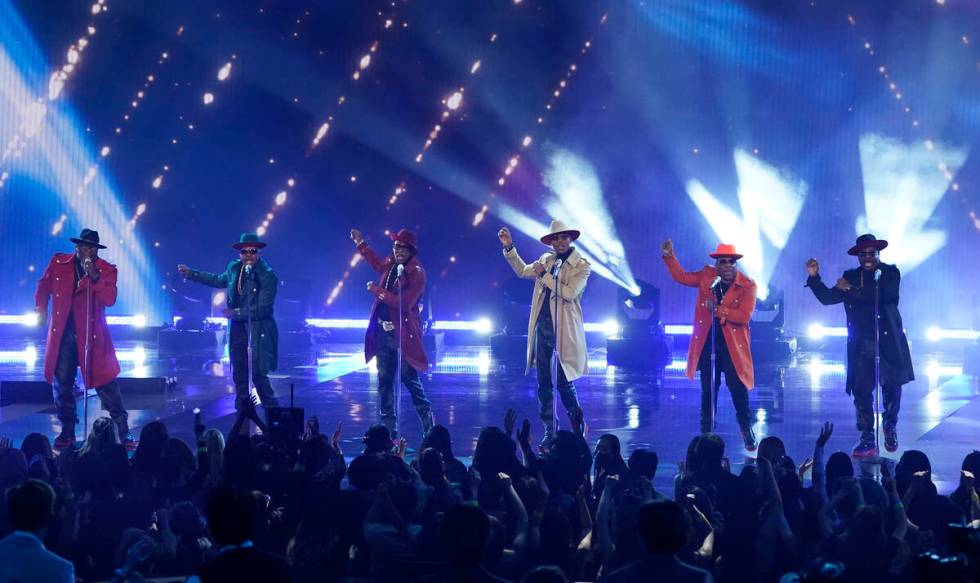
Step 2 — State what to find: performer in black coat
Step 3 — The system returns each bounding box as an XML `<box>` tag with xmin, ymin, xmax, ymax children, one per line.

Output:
<box><xmin>805</xmin><ymin>234</ymin><xmax>914</xmax><ymax>457</ymax></box>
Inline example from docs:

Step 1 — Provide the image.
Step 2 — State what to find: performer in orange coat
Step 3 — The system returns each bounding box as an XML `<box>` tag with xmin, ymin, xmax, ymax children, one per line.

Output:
<box><xmin>662</xmin><ymin>239</ymin><xmax>757</xmax><ymax>450</ymax></box>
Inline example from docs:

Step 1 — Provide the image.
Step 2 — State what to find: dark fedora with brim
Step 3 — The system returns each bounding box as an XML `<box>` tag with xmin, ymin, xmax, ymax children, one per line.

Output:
<box><xmin>232</xmin><ymin>233</ymin><xmax>267</xmax><ymax>250</ymax></box>
<box><xmin>389</xmin><ymin>229</ymin><xmax>418</xmax><ymax>251</ymax></box>
<box><xmin>70</xmin><ymin>228</ymin><xmax>107</xmax><ymax>249</ymax></box>
<box><xmin>847</xmin><ymin>233</ymin><xmax>888</xmax><ymax>256</ymax></box>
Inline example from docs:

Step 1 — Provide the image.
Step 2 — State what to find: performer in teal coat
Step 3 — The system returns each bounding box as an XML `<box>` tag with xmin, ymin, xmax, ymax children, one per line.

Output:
<box><xmin>179</xmin><ymin>233</ymin><xmax>280</xmax><ymax>418</ymax></box>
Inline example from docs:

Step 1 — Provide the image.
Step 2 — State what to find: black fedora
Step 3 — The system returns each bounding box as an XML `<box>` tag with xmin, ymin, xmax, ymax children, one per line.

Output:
<box><xmin>847</xmin><ymin>233</ymin><xmax>888</xmax><ymax>256</ymax></box>
<box><xmin>70</xmin><ymin>229</ymin><xmax>107</xmax><ymax>249</ymax></box>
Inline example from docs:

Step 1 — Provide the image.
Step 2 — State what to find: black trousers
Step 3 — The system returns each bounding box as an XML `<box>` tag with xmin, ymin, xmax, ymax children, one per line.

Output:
<box><xmin>54</xmin><ymin>320</ymin><xmax>129</xmax><ymax>437</ymax></box>
<box><xmin>697</xmin><ymin>328</ymin><xmax>751</xmax><ymax>433</ymax></box>
<box><xmin>375</xmin><ymin>329</ymin><xmax>433</xmax><ymax>435</ymax></box>
<box><xmin>229</xmin><ymin>321</ymin><xmax>279</xmax><ymax>412</ymax></box>
<box><xmin>534</xmin><ymin>316</ymin><xmax>581</xmax><ymax>429</ymax></box>
<box><xmin>852</xmin><ymin>340</ymin><xmax>902</xmax><ymax>436</ymax></box>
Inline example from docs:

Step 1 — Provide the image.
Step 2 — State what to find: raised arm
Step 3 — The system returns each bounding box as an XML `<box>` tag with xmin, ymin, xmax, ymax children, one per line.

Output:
<box><xmin>180</xmin><ymin>263</ymin><xmax>230</xmax><ymax>289</ymax></box>
<box><xmin>351</xmin><ymin>228</ymin><xmax>392</xmax><ymax>275</ymax></box>
<box><xmin>498</xmin><ymin>226</ymin><xmax>540</xmax><ymax>279</ymax></box>
<box><xmin>662</xmin><ymin>239</ymin><xmax>703</xmax><ymax>288</ymax></box>
<box><xmin>805</xmin><ymin>259</ymin><xmax>845</xmax><ymax>305</ymax></box>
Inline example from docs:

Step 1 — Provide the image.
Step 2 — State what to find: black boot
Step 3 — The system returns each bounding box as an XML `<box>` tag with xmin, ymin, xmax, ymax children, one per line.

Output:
<box><xmin>884</xmin><ymin>427</ymin><xmax>898</xmax><ymax>453</ymax></box>
<box><xmin>54</xmin><ymin>424</ymin><xmax>76</xmax><ymax>450</ymax></box>
<box><xmin>740</xmin><ymin>426</ymin><xmax>757</xmax><ymax>451</ymax></box>
<box><xmin>852</xmin><ymin>432</ymin><xmax>878</xmax><ymax>458</ymax></box>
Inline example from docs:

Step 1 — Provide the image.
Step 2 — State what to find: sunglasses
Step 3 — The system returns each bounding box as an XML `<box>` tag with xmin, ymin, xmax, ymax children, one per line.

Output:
<box><xmin>857</xmin><ymin>251</ymin><xmax>877</xmax><ymax>257</ymax></box>
<box><xmin>716</xmin><ymin>258</ymin><xmax>737</xmax><ymax>265</ymax></box>
<box><xmin>240</xmin><ymin>249</ymin><xmax>259</xmax><ymax>255</ymax></box>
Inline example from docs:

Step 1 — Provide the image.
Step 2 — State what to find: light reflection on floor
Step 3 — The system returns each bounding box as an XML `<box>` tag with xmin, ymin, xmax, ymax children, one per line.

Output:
<box><xmin>0</xmin><ymin>338</ymin><xmax>977</xmax><ymax>493</ymax></box>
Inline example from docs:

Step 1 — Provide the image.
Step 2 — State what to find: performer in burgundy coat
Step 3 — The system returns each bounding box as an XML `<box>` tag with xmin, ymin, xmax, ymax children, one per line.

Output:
<box><xmin>34</xmin><ymin>229</ymin><xmax>131</xmax><ymax>450</ymax></box>
<box><xmin>350</xmin><ymin>228</ymin><xmax>434</xmax><ymax>437</ymax></box>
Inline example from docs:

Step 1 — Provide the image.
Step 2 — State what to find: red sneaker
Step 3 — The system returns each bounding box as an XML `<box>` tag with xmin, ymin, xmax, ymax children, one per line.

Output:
<box><xmin>852</xmin><ymin>439</ymin><xmax>878</xmax><ymax>459</ymax></box>
<box><xmin>53</xmin><ymin>433</ymin><xmax>76</xmax><ymax>450</ymax></box>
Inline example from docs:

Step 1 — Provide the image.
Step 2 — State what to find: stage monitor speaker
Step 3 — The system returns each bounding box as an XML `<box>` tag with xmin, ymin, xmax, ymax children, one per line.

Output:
<box><xmin>424</xmin><ymin>330</ymin><xmax>445</xmax><ymax>364</ymax></box>
<box><xmin>606</xmin><ymin>335</ymin><xmax>671</xmax><ymax>371</ymax></box>
<box><xmin>0</xmin><ymin>380</ymin><xmax>52</xmax><ymax>406</ymax></box>
<box><xmin>158</xmin><ymin>329</ymin><xmax>222</xmax><ymax>360</ymax></box>
<box><xmin>267</xmin><ymin>407</ymin><xmax>304</xmax><ymax>450</ymax></box>
<box><xmin>118</xmin><ymin>377</ymin><xmax>170</xmax><ymax>394</ymax></box>
<box><xmin>489</xmin><ymin>333</ymin><xmax>527</xmax><ymax>368</ymax></box>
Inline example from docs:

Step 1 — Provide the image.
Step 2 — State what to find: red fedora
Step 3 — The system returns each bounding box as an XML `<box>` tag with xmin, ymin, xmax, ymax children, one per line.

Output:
<box><xmin>709</xmin><ymin>243</ymin><xmax>743</xmax><ymax>260</ymax></box>
<box><xmin>389</xmin><ymin>229</ymin><xmax>418</xmax><ymax>250</ymax></box>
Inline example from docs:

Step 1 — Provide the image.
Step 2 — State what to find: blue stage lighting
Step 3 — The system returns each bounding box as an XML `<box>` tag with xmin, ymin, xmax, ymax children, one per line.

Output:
<box><xmin>686</xmin><ymin>149</ymin><xmax>807</xmax><ymax>300</ymax></box>
<box><xmin>0</xmin><ymin>0</ymin><xmax>167</xmax><ymax>322</ymax></box>
<box><xmin>856</xmin><ymin>134</ymin><xmax>967</xmax><ymax>273</ymax></box>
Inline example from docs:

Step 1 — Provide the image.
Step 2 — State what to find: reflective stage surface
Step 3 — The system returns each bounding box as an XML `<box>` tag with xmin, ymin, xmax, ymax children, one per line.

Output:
<box><xmin>1</xmin><ymin>337</ymin><xmax>977</xmax><ymax>494</ymax></box>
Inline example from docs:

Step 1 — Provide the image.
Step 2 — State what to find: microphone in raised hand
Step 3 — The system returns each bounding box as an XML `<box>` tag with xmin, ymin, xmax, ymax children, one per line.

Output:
<box><xmin>710</xmin><ymin>276</ymin><xmax>721</xmax><ymax>289</ymax></box>
<box><xmin>396</xmin><ymin>264</ymin><xmax>405</xmax><ymax>278</ymax></box>
<box><xmin>874</xmin><ymin>268</ymin><xmax>882</xmax><ymax>282</ymax></box>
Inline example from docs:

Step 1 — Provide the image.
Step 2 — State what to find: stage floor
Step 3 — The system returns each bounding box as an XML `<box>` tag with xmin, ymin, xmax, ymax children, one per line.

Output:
<box><xmin>1</xmin><ymin>338</ymin><xmax>978</xmax><ymax>494</ymax></box>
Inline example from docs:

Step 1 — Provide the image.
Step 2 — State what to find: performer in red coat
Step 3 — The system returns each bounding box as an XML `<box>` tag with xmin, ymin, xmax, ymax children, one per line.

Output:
<box><xmin>350</xmin><ymin>228</ymin><xmax>433</xmax><ymax>438</ymax></box>
<box><xmin>34</xmin><ymin>229</ymin><xmax>131</xmax><ymax>450</ymax></box>
<box><xmin>662</xmin><ymin>239</ymin><xmax>757</xmax><ymax>451</ymax></box>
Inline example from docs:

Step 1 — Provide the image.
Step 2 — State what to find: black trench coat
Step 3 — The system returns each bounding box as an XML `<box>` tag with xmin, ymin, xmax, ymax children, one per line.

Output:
<box><xmin>806</xmin><ymin>262</ymin><xmax>914</xmax><ymax>394</ymax></box>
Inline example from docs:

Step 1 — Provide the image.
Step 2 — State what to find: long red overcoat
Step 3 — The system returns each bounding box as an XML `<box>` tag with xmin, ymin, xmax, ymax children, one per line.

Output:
<box><xmin>664</xmin><ymin>254</ymin><xmax>756</xmax><ymax>389</ymax></box>
<box><xmin>34</xmin><ymin>253</ymin><xmax>121</xmax><ymax>388</ymax></box>
<box><xmin>357</xmin><ymin>242</ymin><xmax>429</xmax><ymax>372</ymax></box>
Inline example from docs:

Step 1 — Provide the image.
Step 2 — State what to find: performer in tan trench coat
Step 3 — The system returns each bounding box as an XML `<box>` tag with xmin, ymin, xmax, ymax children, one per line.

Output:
<box><xmin>498</xmin><ymin>220</ymin><xmax>590</xmax><ymax>443</ymax></box>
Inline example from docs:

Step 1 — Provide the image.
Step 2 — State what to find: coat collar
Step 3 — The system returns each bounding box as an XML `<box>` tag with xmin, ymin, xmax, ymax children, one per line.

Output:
<box><xmin>388</xmin><ymin>254</ymin><xmax>420</xmax><ymax>272</ymax></box>
<box><xmin>732</xmin><ymin>269</ymin><xmax>753</xmax><ymax>289</ymax></box>
<box><xmin>547</xmin><ymin>247</ymin><xmax>583</xmax><ymax>268</ymax></box>
<box><xmin>231</xmin><ymin>258</ymin><xmax>271</xmax><ymax>273</ymax></box>
<box><xmin>54</xmin><ymin>253</ymin><xmax>110</xmax><ymax>268</ymax></box>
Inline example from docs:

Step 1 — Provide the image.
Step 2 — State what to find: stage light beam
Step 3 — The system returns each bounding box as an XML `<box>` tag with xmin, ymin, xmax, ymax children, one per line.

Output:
<box><xmin>686</xmin><ymin>150</ymin><xmax>807</xmax><ymax>300</ymax></box>
<box><xmin>856</xmin><ymin>134</ymin><xmax>968</xmax><ymax>272</ymax></box>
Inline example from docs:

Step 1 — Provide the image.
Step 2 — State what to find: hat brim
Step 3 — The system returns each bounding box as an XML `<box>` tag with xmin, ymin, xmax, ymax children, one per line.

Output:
<box><xmin>388</xmin><ymin>234</ymin><xmax>417</xmax><ymax>250</ymax></box>
<box><xmin>847</xmin><ymin>240</ymin><xmax>888</xmax><ymax>256</ymax></box>
<box><xmin>70</xmin><ymin>238</ymin><xmax>107</xmax><ymax>249</ymax></box>
<box><xmin>540</xmin><ymin>230</ymin><xmax>580</xmax><ymax>245</ymax></box>
<box><xmin>709</xmin><ymin>252</ymin><xmax>743</xmax><ymax>260</ymax></box>
<box><xmin>232</xmin><ymin>242</ymin><xmax>267</xmax><ymax>250</ymax></box>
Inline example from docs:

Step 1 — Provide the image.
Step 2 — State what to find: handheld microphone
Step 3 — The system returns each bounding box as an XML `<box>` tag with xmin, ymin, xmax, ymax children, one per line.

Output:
<box><xmin>244</xmin><ymin>264</ymin><xmax>252</xmax><ymax>275</ymax></box>
<box><xmin>396</xmin><ymin>264</ymin><xmax>405</xmax><ymax>278</ymax></box>
<box><xmin>552</xmin><ymin>258</ymin><xmax>563</xmax><ymax>277</ymax></box>
<box><xmin>710</xmin><ymin>276</ymin><xmax>722</xmax><ymax>289</ymax></box>
<box><xmin>874</xmin><ymin>268</ymin><xmax>881</xmax><ymax>282</ymax></box>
